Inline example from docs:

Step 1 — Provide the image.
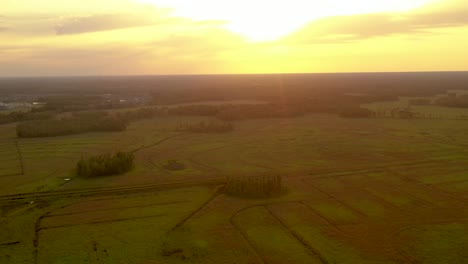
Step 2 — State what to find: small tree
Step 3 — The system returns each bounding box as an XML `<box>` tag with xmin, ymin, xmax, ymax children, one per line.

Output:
<box><xmin>163</xmin><ymin>160</ymin><xmax>186</xmax><ymax>171</ymax></box>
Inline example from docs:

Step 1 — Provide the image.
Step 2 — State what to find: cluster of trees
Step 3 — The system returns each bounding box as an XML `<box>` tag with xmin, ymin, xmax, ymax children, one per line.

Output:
<box><xmin>15</xmin><ymin>107</ymin><xmax>168</xmax><ymax>138</ymax></box>
<box><xmin>0</xmin><ymin>111</ymin><xmax>54</xmax><ymax>125</ymax></box>
<box><xmin>225</xmin><ymin>175</ymin><xmax>283</xmax><ymax>198</ymax></box>
<box><xmin>76</xmin><ymin>152</ymin><xmax>134</xmax><ymax>177</ymax></box>
<box><xmin>16</xmin><ymin>114</ymin><xmax>127</xmax><ymax>138</ymax></box>
<box><xmin>177</xmin><ymin>121</ymin><xmax>234</xmax><ymax>133</ymax></box>
<box><xmin>163</xmin><ymin>160</ymin><xmax>186</xmax><ymax>171</ymax></box>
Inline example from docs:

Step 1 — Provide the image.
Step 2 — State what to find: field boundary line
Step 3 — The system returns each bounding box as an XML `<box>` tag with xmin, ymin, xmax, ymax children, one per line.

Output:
<box><xmin>306</xmin><ymin>157</ymin><xmax>464</xmax><ymax>181</ymax></box>
<box><xmin>39</xmin><ymin>214</ymin><xmax>167</xmax><ymax>230</ymax></box>
<box><xmin>14</xmin><ymin>140</ymin><xmax>24</xmax><ymax>176</ymax></box>
<box><xmin>147</xmin><ymin>156</ymin><xmax>171</xmax><ymax>174</ymax></box>
<box><xmin>391</xmin><ymin>170</ymin><xmax>468</xmax><ymax>205</ymax></box>
<box><xmin>0</xmin><ymin>140</ymin><xmax>23</xmax><ymax>177</ymax></box>
<box><xmin>188</xmin><ymin>145</ymin><xmax>229</xmax><ymax>174</ymax></box>
<box><xmin>47</xmin><ymin>200</ymin><xmax>189</xmax><ymax>217</ymax></box>
<box><xmin>389</xmin><ymin>225</ymin><xmax>423</xmax><ymax>264</ymax></box>
<box><xmin>265</xmin><ymin>204</ymin><xmax>329</xmax><ymax>264</ymax></box>
<box><xmin>229</xmin><ymin>201</ymin><xmax>303</xmax><ymax>264</ymax></box>
<box><xmin>363</xmin><ymin>172</ymin><xmax>437</xmax><ymax>208</ymax></box>
<box><xmin>229</xmin><ymin>213</ymin><xmax>267</xmax><ymax>264</ymax></box>
<box><xmin>335</xmin><ymin>177</ymin><xmax>404</xmax><ymax>213</ymax></box>
<box><xmin>170</xmin><ymin>185</ymin><xmax>223</xmax><ymax>231</ymax></box>
<box><xmin>299</xmin><ymin>201</ymin><xmax>345</xmax><ymax>233</ymax></box>
<box><xmin>131</xmin><ymin>133</ymin><xmax>185</xmax><ymax>154</ymax></box>
<box><xmin>0</xmin><ymin>241</ymin><xmax>20</xmax><ymax>246</ymax></box>
<box><xmin>0</xmin><ymin>177</ymin><xmax>226</xmax><ymax>202</ymax></box>
<box><xmin>301</xmin><ymin>179</ymin><xmax>367</xmax><ymax>218</ymax></box>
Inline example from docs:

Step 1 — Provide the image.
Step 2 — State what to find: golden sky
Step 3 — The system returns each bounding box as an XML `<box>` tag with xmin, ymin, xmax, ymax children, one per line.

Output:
<box><xmin>1</xmin><ymin>0</ymin><xmax>467</xmax><ymax>76</ymax></box>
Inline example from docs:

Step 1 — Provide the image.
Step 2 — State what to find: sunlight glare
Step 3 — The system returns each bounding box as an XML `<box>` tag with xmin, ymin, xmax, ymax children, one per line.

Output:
<box><xmin>126</xmin><ymin>0</ymin><xmax>434</xmax><ymax>41</ymax></box>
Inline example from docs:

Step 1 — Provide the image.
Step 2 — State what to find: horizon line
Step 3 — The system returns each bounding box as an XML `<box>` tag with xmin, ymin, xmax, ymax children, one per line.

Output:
<box><xmin>1</xmin><ymin>70</ymin><xmax>468</xmax><ymax>79</ymax></box>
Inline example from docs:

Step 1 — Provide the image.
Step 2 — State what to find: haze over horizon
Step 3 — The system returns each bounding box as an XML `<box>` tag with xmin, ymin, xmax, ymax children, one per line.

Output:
<box><xmin>1</xmin><ymin>0</ymin><xmax>467</xmax><ymax>77</ymax></box>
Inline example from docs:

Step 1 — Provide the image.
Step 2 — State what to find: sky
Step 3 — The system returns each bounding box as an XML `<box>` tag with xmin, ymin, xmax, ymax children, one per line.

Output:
<box><xmin>1</xmin><ymin>0</ymin><xmax>467</xmax><ymax>76</ymax></box>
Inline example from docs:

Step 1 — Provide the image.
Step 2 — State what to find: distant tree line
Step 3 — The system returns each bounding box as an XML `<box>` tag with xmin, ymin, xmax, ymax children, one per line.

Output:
<box><xmin>168</xmin><ymin>103</ymin><xmax>308</xmax><ymax>121</ymax></box>
<box><xmin>434</xmin><ymin>95</ymin><xmax>468</xmax><ymax>108</ymax></box>
<box><xmin>15</xmin><ymin>107</ymin><xmax>167</xmax><ymax>138</ymax></box>
<box><xmin>76</xmin><ymin>152</ymin><xmax>134</xmax><ymax>177</ymax></box>
<box><xmin>217</xmin><ymin>104</ymin><xmax>307</xmax><ymax>121</ymax></box>
<box><xmin>167</xmin><ymin>98</ymin><xmax>376</xmax><ymax>120</ymax></box>
<box><xmin>0</xmin><ymin>111</ymin><xmax>54</xmax><ymax>125</ymax></box>
<box><xmin>16</xmin><ymin>113</ymin><xmax>127</xmax><ymax>138</ymax></box>
<box><xmin>32</xmin><ymin>95</ymin><xmax>141</xmax><ymax>113</ymax></box>
<box><xmin>177</xmin><ymin>121</ymin><xmax>234</xmax><ymax>133</ymax></box>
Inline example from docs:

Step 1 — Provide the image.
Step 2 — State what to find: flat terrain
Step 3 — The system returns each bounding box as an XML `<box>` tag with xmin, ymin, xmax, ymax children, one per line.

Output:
<box><xmin>1</xmin><ymin>111</ymin><xmax>468</xmax><ymax>263</ymax></box>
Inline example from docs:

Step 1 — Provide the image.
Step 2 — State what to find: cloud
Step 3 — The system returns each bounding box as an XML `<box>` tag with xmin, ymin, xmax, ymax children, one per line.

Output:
<box><xmin>1</xmin><ymin>2</ymin><xmax>176</xmax><ymax>36</ymax></box>
<box><xmin>0</xmin><ymin>24</ymin><xmax>244</xmax><ymax>76</ymax></box>
<box><xmin>0</xmin><ymin>15</ymin><xmax>8</xmax><ymax>32</ymax></box>
<box><xmin>2</xmin><ymin>5</ymin><xmax>230</xmax><ymax>36</ymax></box>
<box><xmin>54</xmin><ymin>13</ymin><xmax>158</xmax><ymax>35</ymax></box>
<box><xmin>284</xmin><ymin>0</ymin><xmax>468</xmax><ymax>44</ymax></box>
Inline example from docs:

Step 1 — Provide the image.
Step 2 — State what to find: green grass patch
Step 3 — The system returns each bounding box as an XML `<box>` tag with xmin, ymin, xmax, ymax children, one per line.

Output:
<box><xmin>398</xmin><ymin>223</ymin><xmax>468</xmax><ymax>264</ymax></box>
<box><xmin>308</xmin><ymin>202</ymin><xmax>359</xmax><ymax>223</ymax></box>
<box><xmin>233</xmin><ymin>206</ymin><xmax>322</xmax><ymax>264</ymax></box>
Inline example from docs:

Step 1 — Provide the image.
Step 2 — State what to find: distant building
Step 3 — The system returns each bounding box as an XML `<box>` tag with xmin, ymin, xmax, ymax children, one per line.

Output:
<box><xmin>447</xmin><ymin>92</ymin><xmax>457</xmax><ymax>98</ymax></box>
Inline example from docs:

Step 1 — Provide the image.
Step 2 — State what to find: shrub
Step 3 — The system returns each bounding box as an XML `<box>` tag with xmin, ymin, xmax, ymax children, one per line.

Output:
<box><xmin>76</xmin><ymin>152</ymin><xmax>134</xmax><ymax>177</ymax></box>
<box><xmin>163</xmin><ymin>160</ymin><xmax>186</xmax><ymax>171</ymax></box>
<box><xmin>225</xmin><ymin>175</ymin><xmax>283</xmax><ymax>198</ymax></box>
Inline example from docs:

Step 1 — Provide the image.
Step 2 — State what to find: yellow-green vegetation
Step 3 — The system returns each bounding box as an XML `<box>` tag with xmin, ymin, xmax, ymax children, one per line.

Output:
<box><xmin>233</xmin><ymin>206</ymin><xmax>322</xmax><ymax>264</ymax></box>
<box><xmin>1</xmin><ymin>102</ymin><xmax>468</xmax><ymax>263</ymax></box>
<box><xmin>307</xmin><ymin>202</ymin><xmax>359</xmax><ymax>224</ymax></box>
<box><xmin>0</xmin><ymin>186</ymin><xmax>216</xmax><ymax>264</ymax></box>
<box><xmin>397</xmin><ymin>223</ymin><xmax>468</xmax><ymax>264</ymax></box>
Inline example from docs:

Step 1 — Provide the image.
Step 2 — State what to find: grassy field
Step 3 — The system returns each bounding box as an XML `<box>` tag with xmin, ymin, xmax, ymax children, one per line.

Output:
<box><xmin>1</xmin><ymin>107</ymin><xmax>468</xmax><ymax>263</ymax></box>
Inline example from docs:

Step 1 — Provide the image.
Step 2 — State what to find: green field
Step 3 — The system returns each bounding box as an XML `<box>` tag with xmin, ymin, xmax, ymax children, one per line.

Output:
<box><xmin>1</xmin><ymin>107</ymin><xmax>468</xmax><ymax>263</ymax></box>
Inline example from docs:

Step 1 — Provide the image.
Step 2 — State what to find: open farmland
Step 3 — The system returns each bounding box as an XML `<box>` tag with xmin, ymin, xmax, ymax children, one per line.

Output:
<box><xmin>2</xmin><ymin>113</ymin><xmax>468</xmax><ymax>194</ymax></box>
<box><xmin>1</xmin><ymin>85</ymin><xmax>468</xmax><ymax>263</ymax></box>
<box><xmin>0</xmin><ymin>140</ymin><xmax>22</xmax><ymax>177</ymax></box>
<box><xmin>1</xmin><ymin>111</ymin><xmax>468</xmax><ymax>263</ymax></box>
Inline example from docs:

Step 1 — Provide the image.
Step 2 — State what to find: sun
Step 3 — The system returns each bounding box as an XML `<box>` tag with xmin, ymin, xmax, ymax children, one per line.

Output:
<box><xmin>136</xmin><ymin>0</ymin><xmax>437</xmax><ymax>42</ymax></box>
